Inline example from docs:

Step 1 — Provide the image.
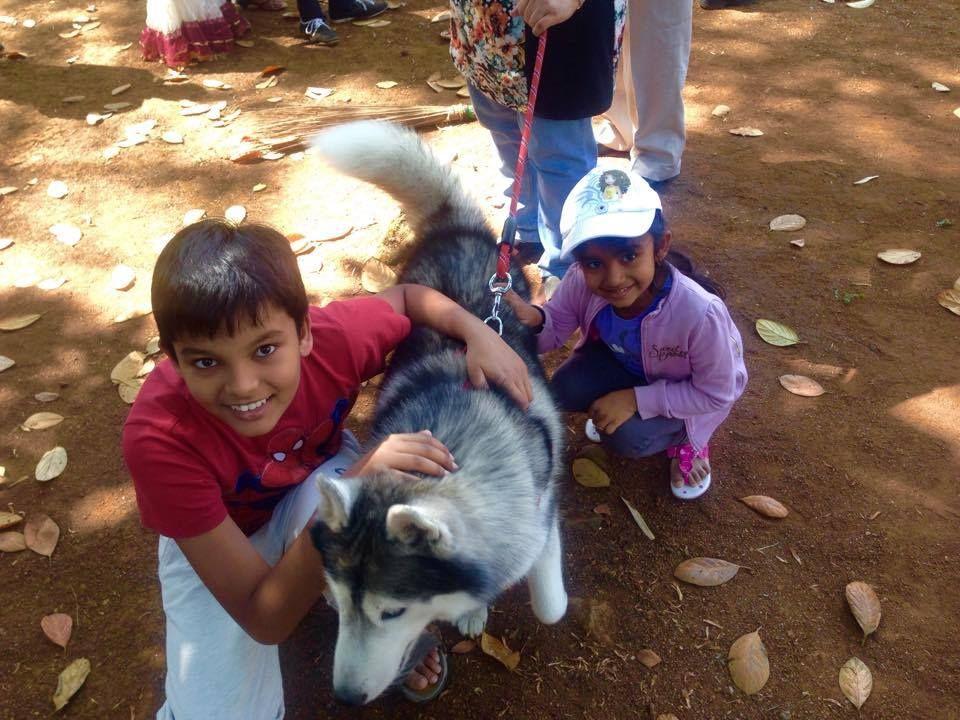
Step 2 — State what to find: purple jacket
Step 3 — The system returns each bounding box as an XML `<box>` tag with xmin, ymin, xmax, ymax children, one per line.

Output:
<box><xmin>537</xmin><ymin>264</ymin><xmax>748</xmax><ymax>451</ymax></box>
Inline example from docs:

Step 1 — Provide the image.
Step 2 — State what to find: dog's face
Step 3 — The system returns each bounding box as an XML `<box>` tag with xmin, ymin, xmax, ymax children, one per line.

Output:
<box><xmin>310</xmin><ymin>473</ymin><xmax>488</xmax><ymax>705</ymax></box>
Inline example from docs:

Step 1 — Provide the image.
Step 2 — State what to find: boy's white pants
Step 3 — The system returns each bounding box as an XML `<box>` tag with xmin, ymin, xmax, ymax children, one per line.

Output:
<box><xmin>155</xmin><ymin>432</ymin><xmax>360</xmax><ymax>720</ymax></box>
<box><xmin>594</xmin><ymin>0</ymin><xmax>693</xmax><ymax>181</ymax></box>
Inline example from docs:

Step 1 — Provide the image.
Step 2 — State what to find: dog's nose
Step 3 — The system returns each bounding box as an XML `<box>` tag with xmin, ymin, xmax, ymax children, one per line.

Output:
<box><xmin>334</xmin><ymin>688</ymin><xmax>367</xmax><ymax>706</ymax></box>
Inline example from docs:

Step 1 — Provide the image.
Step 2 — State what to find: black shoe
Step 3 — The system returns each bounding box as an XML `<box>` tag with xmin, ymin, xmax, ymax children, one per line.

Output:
<box><xmin>699</xmin><ymin>0</ymin><xmax>751</xmax><ymax>8</ymax></box>
<box><xmin>301</xmin><ymin>17</ymin><xmax>339</xmax><ymax>45</ymax></box>
<box><xmin>329</xmin><ymin>0</ymin><xmax>388</xmax><ymax>23</ymax></box>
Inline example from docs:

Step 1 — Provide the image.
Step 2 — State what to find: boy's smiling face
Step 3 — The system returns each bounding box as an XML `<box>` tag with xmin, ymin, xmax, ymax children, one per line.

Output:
<box><xmin>170</xmin><ymin>303</ymin><xmax>312</xmax><ymax>438</ymax></box>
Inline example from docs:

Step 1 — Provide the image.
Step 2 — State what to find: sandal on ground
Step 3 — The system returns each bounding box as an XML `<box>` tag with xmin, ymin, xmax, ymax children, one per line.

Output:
<box><xmin>400</xmin><ymin>640</ymin><xmax>449</xmax><ymax>703</ymax></box>
<box><xmin>667</xmin><ymin>443</ymin><xmax>711</xmax><ymax>500</ymax></box>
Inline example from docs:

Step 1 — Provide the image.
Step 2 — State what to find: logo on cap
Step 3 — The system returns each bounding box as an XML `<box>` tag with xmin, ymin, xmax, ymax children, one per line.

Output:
<box><xmin>599</xmin><ymin>169</ymin><xmax>631</xmax><ymax>203</ymax></box>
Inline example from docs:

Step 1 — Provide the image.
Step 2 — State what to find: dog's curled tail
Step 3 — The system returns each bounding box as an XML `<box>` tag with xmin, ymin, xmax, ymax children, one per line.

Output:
<box><xmin>312</xmin><ymin>121</ymin><xmax>481</xmax><ymax>235</ymax></box>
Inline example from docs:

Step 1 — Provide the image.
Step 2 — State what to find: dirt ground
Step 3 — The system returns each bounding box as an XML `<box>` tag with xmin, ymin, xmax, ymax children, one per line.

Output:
<box><xmin>2</xmin><ymin>0</ymin><xmax>959</xmax><ymax>717</ymax></box>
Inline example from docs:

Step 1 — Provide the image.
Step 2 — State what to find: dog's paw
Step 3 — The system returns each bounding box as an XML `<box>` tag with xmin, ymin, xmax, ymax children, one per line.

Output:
<box><xmin>456</xmin><ymin>607</ymin><xmax>488</xmax><ymax>637</ymax></box>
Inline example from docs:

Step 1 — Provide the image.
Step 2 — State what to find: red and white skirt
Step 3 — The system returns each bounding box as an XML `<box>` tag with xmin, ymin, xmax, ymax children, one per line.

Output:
<box><xmin>141</xmin><ymin>0</ymin><xmax>251</xmax><ymax>68</ymax></box>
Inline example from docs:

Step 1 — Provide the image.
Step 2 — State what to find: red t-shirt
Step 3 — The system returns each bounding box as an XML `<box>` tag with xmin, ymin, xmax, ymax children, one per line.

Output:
<box><xmin>123</xmin><ymin>298</ymin><xmax>410</xmax><ymax>538</ymax></box>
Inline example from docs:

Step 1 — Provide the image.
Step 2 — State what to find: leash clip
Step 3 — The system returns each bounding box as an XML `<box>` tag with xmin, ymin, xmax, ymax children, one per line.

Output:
<box><xmin>483</xmin><ymin>272</ymin><xmax>512</xmax><ymax>336</ymax></box>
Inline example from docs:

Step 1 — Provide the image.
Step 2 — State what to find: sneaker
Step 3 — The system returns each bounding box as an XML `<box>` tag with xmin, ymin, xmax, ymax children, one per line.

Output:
<box><xmin>301</xmin><ymin>17</ymin><xmax>339</xmax><ymax>45</ymax></box>
<box><xmin>329</xmin><ymin>0</ymin><xmax>388</xmax><ymax>23</ymax></box>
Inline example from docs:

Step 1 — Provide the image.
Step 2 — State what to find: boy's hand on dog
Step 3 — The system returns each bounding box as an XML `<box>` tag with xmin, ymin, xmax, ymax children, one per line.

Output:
<box><xmin>589</xmin><ymin>389</ymin><xmax>638</xmax><ymax>436</ymax></box>
<box><xmin>464</xmin><ymin>326</ymin><xmax>534</xmax><ymax>409</ymax></box>
<box><xmin>348</xmin><ymin>430</ymin><xmax>458</xmax><ymax>477</ymax></box>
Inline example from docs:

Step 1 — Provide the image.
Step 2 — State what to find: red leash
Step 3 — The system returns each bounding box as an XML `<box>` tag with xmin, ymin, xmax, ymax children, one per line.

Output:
<box><xmin>486</xmin><ymin>30</ymin><xmax>548</xmax><ymax>335</ymax></box>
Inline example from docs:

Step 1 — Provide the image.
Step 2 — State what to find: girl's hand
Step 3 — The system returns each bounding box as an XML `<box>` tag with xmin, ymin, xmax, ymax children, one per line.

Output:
<box><xmin>503</xmin><ymin>289</ymin><xmax>545</xmax><ymax>329</ymax></box>
<box><xmin>589</xmin><ymin>389</ymin><xmax>638</xmax><ymax>436</ymax></box>
<box><xmin>463</xmin><ymin>326</ymin><xmax>534</xmax><ymax>409</ymax></box>
<box><xmin>514</xmin><ymin>0</ymin><xmax>582</xmax><ymax>36</ymax></box>
<box><xmin>347</xmin><ymin>430</ymin><xmax>457</xmax><ymax>477</ymax></box>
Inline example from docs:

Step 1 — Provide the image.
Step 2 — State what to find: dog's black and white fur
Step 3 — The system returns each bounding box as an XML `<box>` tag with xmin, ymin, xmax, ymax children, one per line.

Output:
<box><xmin>309</xmin><ymin>121</ymin><xmax>567</xmax><ymax>705</ymax></box>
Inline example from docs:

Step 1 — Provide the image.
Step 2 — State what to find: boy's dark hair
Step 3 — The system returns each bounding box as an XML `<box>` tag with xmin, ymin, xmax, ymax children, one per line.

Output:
<box><xmin>152</xmin><ymin>219</ymin><xmax>308</xmax><ymax>356</ymax></box>
<box><xmin>572</xmin><ymin>209</ymin><xmax>726</xmax><ymax>299</ymax></box>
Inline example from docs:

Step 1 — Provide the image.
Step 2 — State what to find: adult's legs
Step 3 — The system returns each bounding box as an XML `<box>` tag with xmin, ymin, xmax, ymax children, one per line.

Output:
<box><xmin>467</xmin><ymin>85</ymin><xmax>541</xmax><ymax>248</ymax></box>
<box><xmin>525</xmin><ymin>113</ymin><xmax>596</xmax><ymax>278</ymax></box>
<box><xmin>627</xmin><ymin>0</ymin><xmax>692</xmax><ymax>181</ymax></box>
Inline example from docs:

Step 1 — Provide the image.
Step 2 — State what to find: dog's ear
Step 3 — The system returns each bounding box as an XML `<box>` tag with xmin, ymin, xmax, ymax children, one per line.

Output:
<box><xmin>315</xmin><ymin>475</ymin><xmax>356</xmax><ymax>532</ymax></box>
<box><xmin>385</xmin><ymin>504</ymin><xmax>454</xmax><ymax>556</ymax></box>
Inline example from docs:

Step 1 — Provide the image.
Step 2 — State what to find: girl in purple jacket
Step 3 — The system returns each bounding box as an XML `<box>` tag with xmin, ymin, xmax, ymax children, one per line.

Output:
<box><xmin>506</xmin><ymin>167</ymin><xmax>747</xmax><ymax>499</ymax></box>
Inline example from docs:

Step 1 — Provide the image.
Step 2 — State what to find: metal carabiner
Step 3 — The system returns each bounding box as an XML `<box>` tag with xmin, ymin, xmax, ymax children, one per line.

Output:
<box><xmin>483</xmin><ymin>272</ymin><xmax>513</xmax><ymax>336</ymax></box>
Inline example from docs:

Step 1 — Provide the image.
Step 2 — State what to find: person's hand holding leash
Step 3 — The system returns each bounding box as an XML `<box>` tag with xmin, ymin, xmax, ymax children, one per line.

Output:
<box><xmin>589</xmin><ymin>389</ymin><xmax>637</xmax><ymax>436</ymax></box>
<box><xmin>347</xmin><ymin>430</ymin><xmax>457</xmax><ymax>477</ymax></box>
<box><xmin>514</xmin><ymin>0</ymin><xmax>582</xmax><ymax>36</ymax></box>
<box><xmin>463</xmin><ymin>324</ymin><xmax>534</xmax><ymax>409</ymax></box>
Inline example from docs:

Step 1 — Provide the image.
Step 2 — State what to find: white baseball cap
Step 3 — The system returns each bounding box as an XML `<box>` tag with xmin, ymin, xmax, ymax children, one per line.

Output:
<box><xmin>559</xmin><ymin>167</ymin><xmax>662</xmax><ymax>261</ymax></box>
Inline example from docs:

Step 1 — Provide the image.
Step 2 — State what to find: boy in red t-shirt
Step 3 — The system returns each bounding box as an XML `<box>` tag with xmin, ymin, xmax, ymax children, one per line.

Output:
<box><xmin>123</xmin><ymin>219</ymin><xmax>533</xmax><ymax>719</ymax></box>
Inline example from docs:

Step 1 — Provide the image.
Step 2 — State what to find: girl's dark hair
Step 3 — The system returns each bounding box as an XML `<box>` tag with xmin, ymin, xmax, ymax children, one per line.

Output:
<box><xmin>152</xmin><ymin>219</ymin><xmax>309</xmax><ymax>355</ymax></box>
<box><xmin>572</xmin><ymin>209</ymin><xmax>725</xmax><ymax>299</ymax></box>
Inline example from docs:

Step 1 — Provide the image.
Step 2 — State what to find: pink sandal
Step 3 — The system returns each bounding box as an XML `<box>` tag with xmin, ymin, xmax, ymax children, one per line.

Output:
<box><xmin>667</xmin><ymin>443</ymin><xmax>711</xmax><ymax>500</ymax></box>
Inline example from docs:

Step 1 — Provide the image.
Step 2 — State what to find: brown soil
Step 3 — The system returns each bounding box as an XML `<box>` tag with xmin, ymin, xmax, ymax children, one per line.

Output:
<box><xmin>2</xmin><ymin>0</ymin><xmax>959</xmax><ymax>718</ymax></box>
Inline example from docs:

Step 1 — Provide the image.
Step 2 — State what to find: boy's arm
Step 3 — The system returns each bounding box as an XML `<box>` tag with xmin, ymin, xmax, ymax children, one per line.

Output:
<box><xmin>378</xmin><ymin>284</ymin><xmax>533</xmax><ymax>408</ymax></box>
<box><xmin>177</xmin><ymin>517</ymin><xmax>325</xmax><ymax>646</ymax></box>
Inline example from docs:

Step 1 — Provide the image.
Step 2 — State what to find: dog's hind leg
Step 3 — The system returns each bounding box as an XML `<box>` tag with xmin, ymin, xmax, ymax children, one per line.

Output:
<box><xmin>527</xmin><ymin>518</ymin><xmax>568</xmax><ymax>624</ymax></box>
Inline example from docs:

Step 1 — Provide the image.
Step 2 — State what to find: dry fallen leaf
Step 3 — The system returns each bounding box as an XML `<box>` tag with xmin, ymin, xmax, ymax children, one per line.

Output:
<box><xmin>728</xmin><ymin>630</ymin><xmax>769</xmax><ymax>695</ymax></box>
<box><xmin>0</xmin><ymin>238</ymin><xmax>13</xmax><ymax>250</ymax></box>
<box><xmin>431</xmin><ymin>9</ymin><xmax>451</xmax><ymax>21</ymax></box>
<box><xmin>235</xmin><ymin>38</ymin><xmax>255</xmax><ymax>47</ymax></box>
<box><xmin>838</xmin><ymin>657</ymin><xmax>872</xmax><ymax>709</ymax></box>
<box><xmin>312</xmin><ymin>222</ymin><xmax>353</xmax><ymax>242</ymax></box>
<box><xmin>36</xmin><ymin>391</ymin><xmax>60</xmax><ymax>402</ymax></box>
<box><xmin>637</xmin><ymin>649</ymin><xmax>661</xmax><ymax>668</ymax></box>
<box><xmin>621</xmin><ymin>496</ymin><xmax>655</xmax><ymax>540</ymax></box>
<box><xmin>202</xmin><ymin>78</ymin><xmax>231</xmax><ymax>89</ymax></box>
<box><xmin>180</xmin><ymin>103</ymin><xmax>211</xmax><ymax>117</ymax></box>
<box><xmin>877</xmin><ymin>249</ymin><xmax>921</xmax><ymax>265</ymax></box>
<box><xmin>304</xmin><ymin>86</ymin><xmax>332</xmax><ymax>99</ymax></box>
<box><xmin>711</xmin><ymin>104</ymin><xmax>731</xmax><ymax>118</ymax></box>
<box><xmin>52</xmin><ymin>658</ymin><xmax>91</xmax><ymax>711</ymax></box>
<box><xmin>845</xmin><ymin>581</ymin><xmax>881</xmax><ymax>637</ymax></box>
<box><xmin>593</xmin><ymin>503</ymin><xmax>611</xmax><ymax>516</ymax></box>
<box><xmin>103</xmin><ymin>101</ymin><xmax>131</xmax><ymax>112</ymax></box>
<box><xmin>110</xmin><ymin>264</ymin><xmax>136</xmax><ymax>291</ymax></box>
<box><xmin>778</xmin><ymin>374</ymin><xmax>825</xmax><ymax>397</ymax></box>
<box><xmin>361</xmin><ymin>257</ymin><xmax>398</xmax><ymax>292</ymax></box>
<box><xmin>656</xmin><ymin>716</ymin><xmax>680</xmax><ymax>720</ymax></box>
<box><xmin>41</xmin><ymin>613</ymin><xmax>73</xmax><ymax>649</ymax></box>
<box><xmin>111</xmin><ymin>83</ymin><xmax>131</xmax><ymax>95</ymax></box>
<box><xmin>50</xmin><ymin>223</ymin><xmax>82</xmax><ymax>246</ymax></box>
<box><xmin>739</xmin><ymin>495</ymin><xmax>789</xmax><ymax>518</ymax></box>
<box><xmin>769</xmin><ymin>214</ymin><xmax>806</xmax><ymax>232</ymax></box>
<box><xmin>36</xmin><ymin>446</ymin><xmax>68</xmax><ymax>482</ymax></box>
<box><xmin>0</xmin><ymin>531</ymin><xmax>27</xmax><ymax>552</ymax></box>
<box><xmin>225</xmin><ymin>205</ymin><xmax>247</xmax><ymax>224</ymax></box>
<box><xmin>0</xmin><ymin>511</ymin><xmax>23</xmax><ymax>530</ymax></box>
<box><xmin>937</xmin><ymin>289</ymin><xmax>960</xmax><ymax>316</ymax></box>
<box><xmin>118</xmin><ymin>378</ymin><xmax>145</xmax><ymax>404</ymax></box>
<box><xmin>845</xmin><ymin>0</ymin><xmax>874</xmax><ymax>7</ymax></box>
<box><xmin>674</xmin><ymin>557</ymin><xmax>740</xmax><ymax>586</ymax></box>
<box><xmin>480</xmin><ymin>632</ymin><xmax>520</xmax><ymax>671</ymax></box>
<box><xmin>47</xmin><ymin>180</ymin><xmax>69</xmax><ymax>199</ymax></box>
<box><xmin>25</xmin><ymin>513</ymin><xmax>60</xmax><ymax>556</ymax></box>
<box><xmin>728</xmin><ymin>126</ymin><xmax>763</xmax><ymax>137</ymax></box>
<box><xmin>435</xmin><ymin>77</ymin><xmax>467</xmax><ymax>89</ymax></box>
<box><xmin>252</xmin><ymin>183</ymin><xmax>267</xmax><ymax>193</ymax></box>
<box><xmin>21</xmin><ymin>412</ymin><xmax>64</xmax><ymax>431</ymax></box>
<box><xmin>38</xmin><ymin>277</ymin><xmax>67</xmax><ymax>291</ymax></box>
<box><xmin>571</xmin><ymin>457</ymin><xmax>611</xmax><ymax>487</ymax></box>
<box><xmin>450</xmin><ymin>639</ymin><xmax>476</xmax><ymax>654</ymax></box>
<box><xmin>0</xmin><ymin>313</ymin><xmax>42</xmax><ymax>331</ymax></box>
<box><xmin>0</xmin><ymin>355</ymin><xmax>14</xmax><ymax>372</ymax></box>
<box><xmin>113</xmin><ymin>304</ymin><xmax>152</xmax><ymax>323</ymax></box>
<box><xmin>755</xmin><ymin>319</ymin><xmax>799</xmax><ymax>347</ymax></box>
<box><xmin>790</xmin><ymin>238</ymin><xmax>805</xmax><ymax>248</ymax></box>
<box><xmin>161</xmin><ymin>130</ymin><xmax>184</xmax><ymax>144</ymax></box>
<box><xmin>853</xmin><ymin>175</ymin><xmax>879</xmax><ymax>185</ymax></box>
<box><xmin>112</xmin><ymin>351</ymin><xmax>146</xmax><ymax>383</ymax></box>
<box><xmin>376</xmin><ymin>80</ymin><xmax>398</xmax><ymax>89</ymax></box>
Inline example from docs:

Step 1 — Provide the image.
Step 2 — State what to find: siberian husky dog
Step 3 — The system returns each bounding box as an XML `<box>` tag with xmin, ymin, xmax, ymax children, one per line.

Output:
<box><xmin>310</xmin><ymin>121</ymin><xmax>567</xmax><ymax>705</ymax></box>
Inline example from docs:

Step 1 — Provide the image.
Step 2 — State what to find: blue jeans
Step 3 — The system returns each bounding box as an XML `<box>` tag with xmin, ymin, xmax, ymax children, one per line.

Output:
<box><xmin>550</xmin><ymin>342</ymin><xmax>685</xmax><ymax>459</ymax></box>
<box><xmin>468</xmin><ymin>84</ymin><xmax>597</xmax><ymax>279</ymax></box>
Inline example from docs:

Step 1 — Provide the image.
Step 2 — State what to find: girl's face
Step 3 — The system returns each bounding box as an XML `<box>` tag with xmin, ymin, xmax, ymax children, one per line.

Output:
<box><xmin>577</xmin><ymin>232</ymin><xmax>671</xmax><ymax>316</ymax></box>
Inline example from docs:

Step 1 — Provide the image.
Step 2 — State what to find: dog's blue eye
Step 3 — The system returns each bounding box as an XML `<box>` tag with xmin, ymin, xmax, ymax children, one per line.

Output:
<box><xmin>381</xmin><ymin>608</ymin><xmax>406</xmax><ymax>621</ymax></box>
